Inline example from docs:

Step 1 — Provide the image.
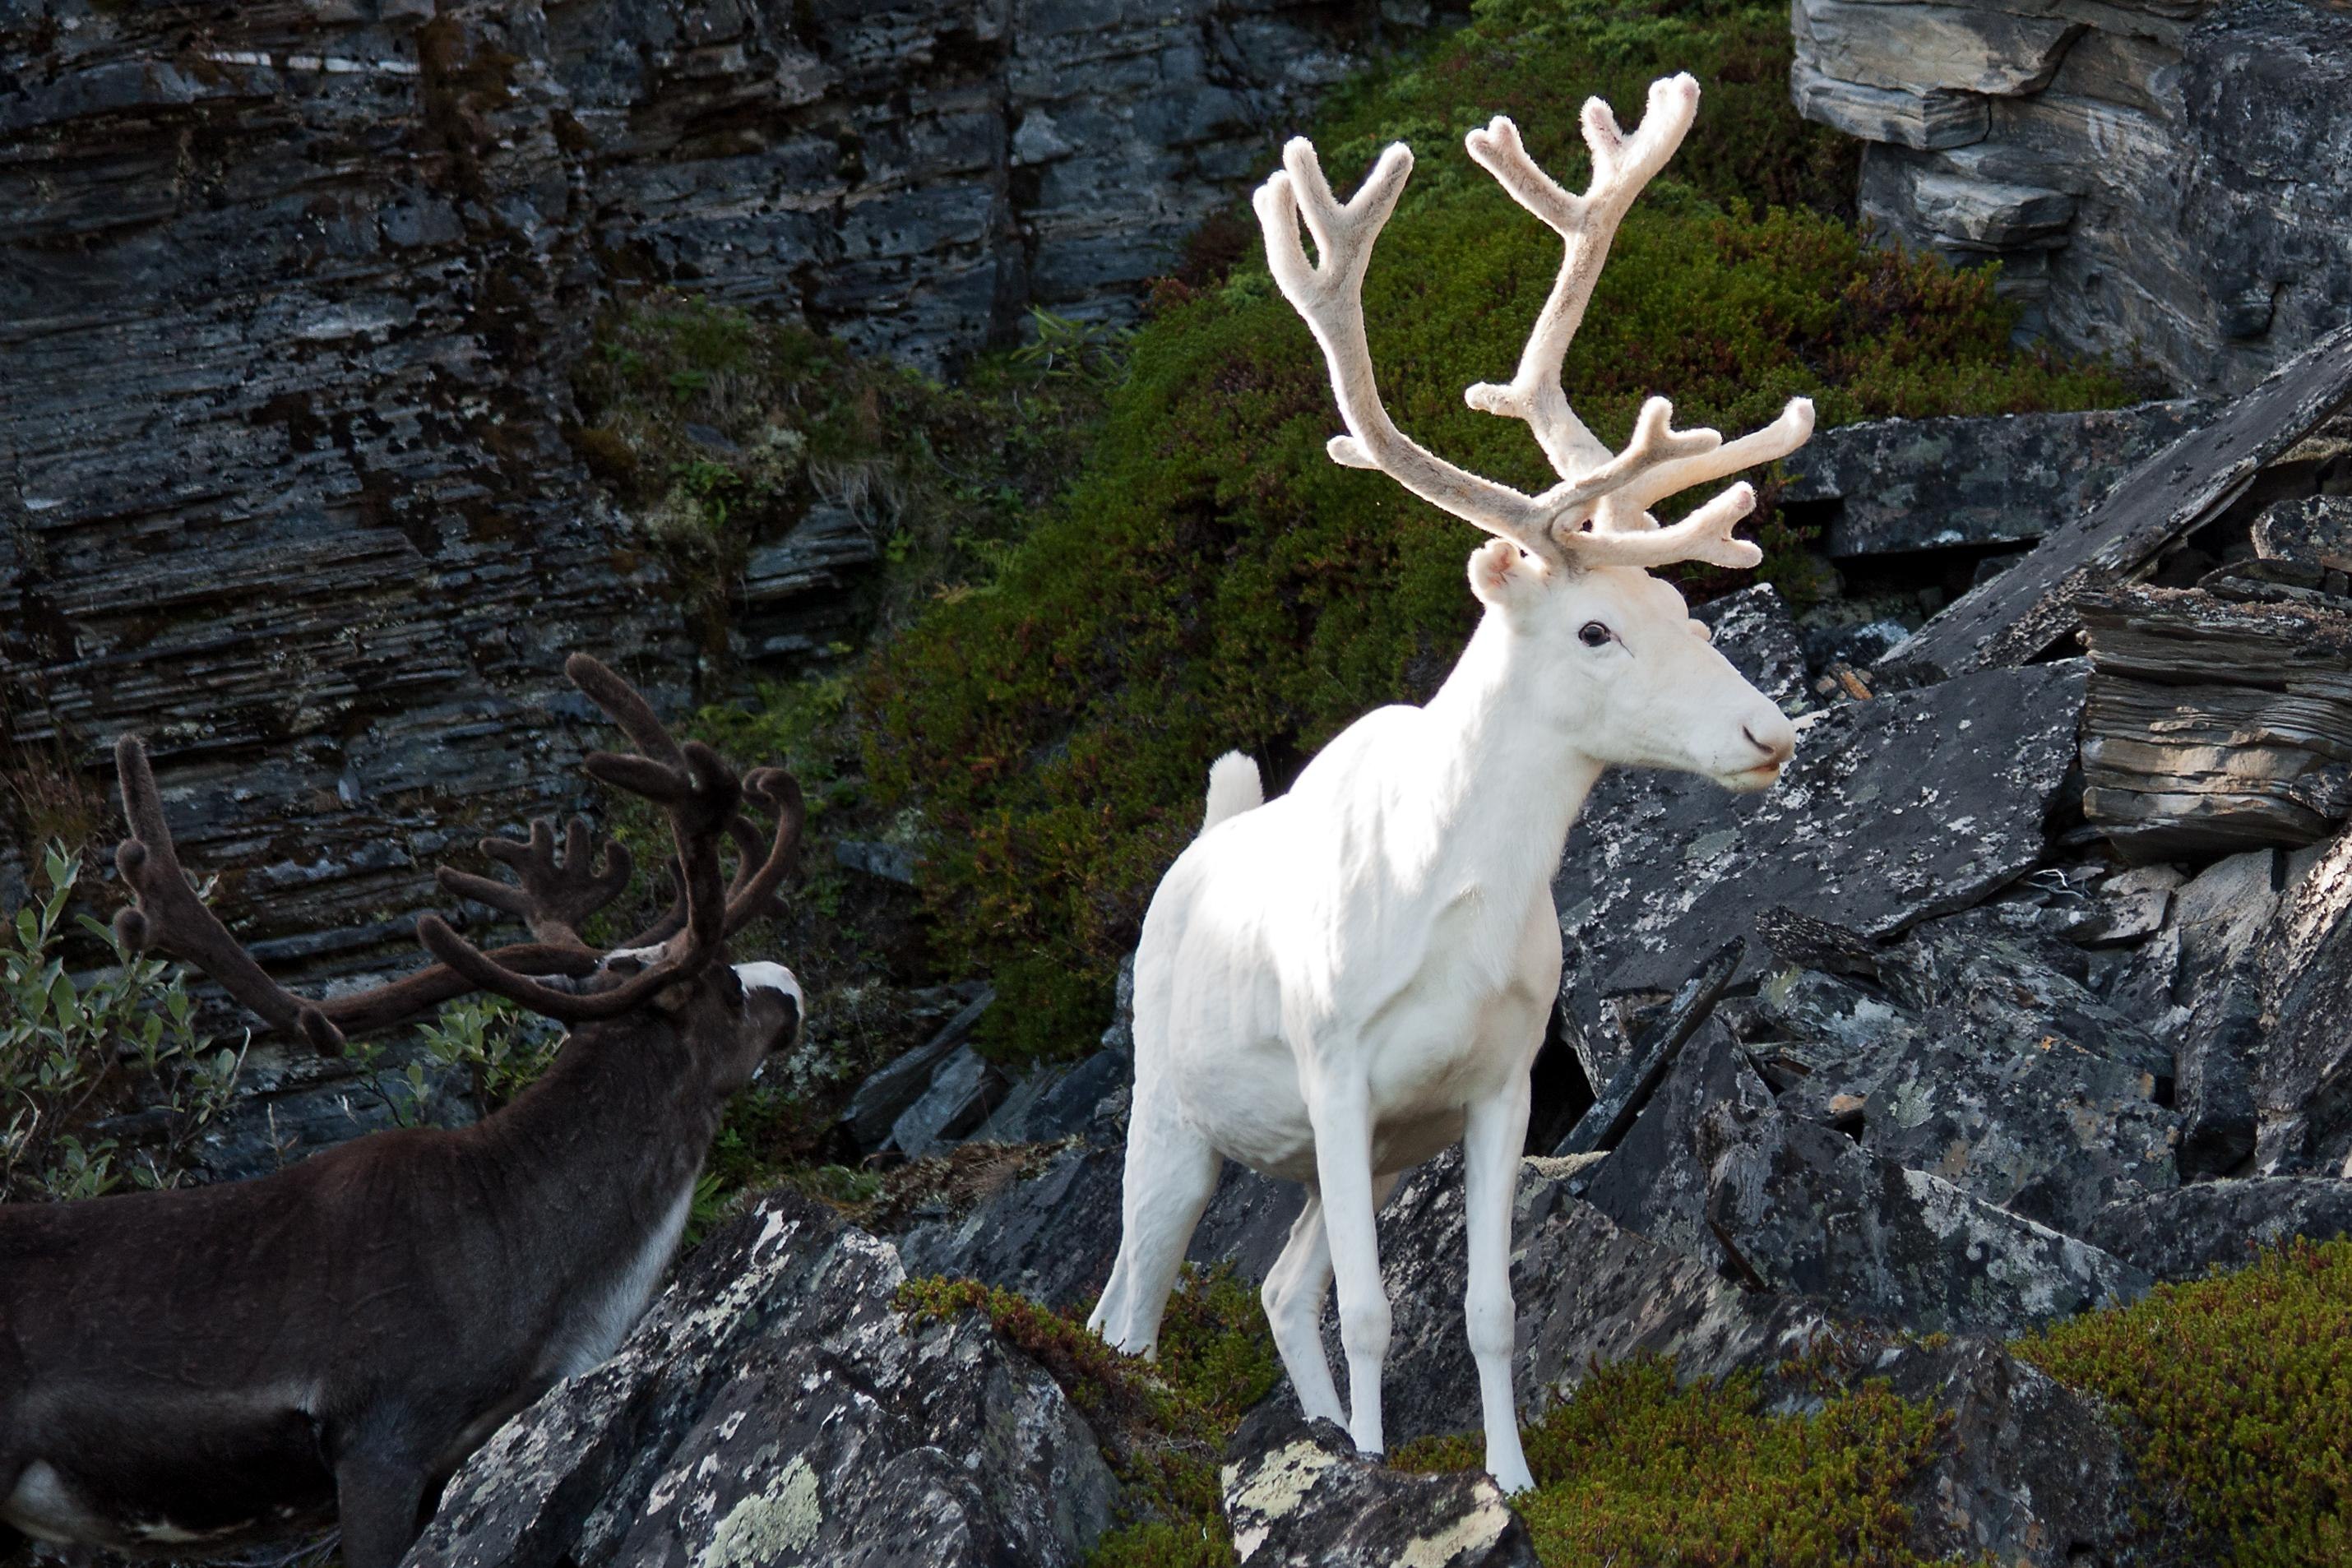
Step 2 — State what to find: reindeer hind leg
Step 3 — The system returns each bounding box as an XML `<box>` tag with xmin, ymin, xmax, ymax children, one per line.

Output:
<box><xmin>1087</xmin><ymin>1081</ymin><xmax>1220</xmax><ymax>1358</ymax></box>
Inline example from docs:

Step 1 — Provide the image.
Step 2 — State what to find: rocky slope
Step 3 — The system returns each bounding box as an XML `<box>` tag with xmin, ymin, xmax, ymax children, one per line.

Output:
<box><xmin>398</xmin><ymin>322</ymin><xmax>2352</xmax><ymax>1566</ymax></box>
<box><xmin>1791</xmin><ymin>0</ymin><xmax>2352</xmax><ymax>394</ymax></box>
<box><xmin>0</xmin><ymin>0</ymin><xmax>1436</xmax><ymax>1166</ymax></box>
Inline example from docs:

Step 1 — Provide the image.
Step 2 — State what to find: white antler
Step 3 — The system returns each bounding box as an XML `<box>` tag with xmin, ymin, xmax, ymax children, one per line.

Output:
<box><xmin>1254</xmin><ymin>72</ymin><xmax>1814</xmax><ymax>571</ymax></box>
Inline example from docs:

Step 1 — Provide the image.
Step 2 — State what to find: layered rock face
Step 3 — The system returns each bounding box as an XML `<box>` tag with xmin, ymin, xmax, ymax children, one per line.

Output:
<box><xmin>1791</xmin><ymin>0</ymin><xmax>2352</xmax><ymax>394</ymax></box>
<box><xmin>0</xmin><ymin>0</ymin><xmax>1423</xmax><ymax>1159</ymax></box>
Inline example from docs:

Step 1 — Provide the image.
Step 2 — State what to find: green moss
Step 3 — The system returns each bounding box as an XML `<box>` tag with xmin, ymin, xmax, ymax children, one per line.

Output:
<box><xmin>2016</xmin><ymin>1237</ymin><xmax>2352</xmax><ymax>1566</ymax></box>
<box><xmin>854</xmin><ymin>0</ymin><xmax>2137</xmax><ymax>1062</ymax></box>
<box><xmin>568</xmin><ymin>292</ymin><xmax>1095</xmax><ymax>657</ymax></box>
<box><xmin>1397</xmin><ymin>1358</ymin><xmax>1951</xmax><ymax>1566</ymax></box>
<box><xmin>896</xmin><ymin>1265</ymin><xmax>1279</xmax><ymax>1566</ymax></box>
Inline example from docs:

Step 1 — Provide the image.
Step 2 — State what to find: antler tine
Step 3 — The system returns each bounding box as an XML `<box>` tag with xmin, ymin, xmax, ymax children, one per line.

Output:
<box><xmin>414</xmin><ymin>673</ymin><xmax>742</xmax><ymax>1025</ymax></box>
<box><xmin>1559</xmin><ymin>479</ymin><xmax>1764</xmax><ymax>571</ymax></box>
<box><xmin>1609</xmin><ymin>395</ymin><xmax>1817</xmax><ymax>520</ymax></box>
<box><xmin>563</xmin><ymin>653</ymin><xmax>686</xmax><ymax>768</ymax></box>
<box><xmin>1461</xmin><ymin>80</ymin><xmax>1701</xmax><ymax>483</ymax></box>
<box><xmin>436</xmin><ymin>815</ymin><xmax>634</xmax><ymax>951</ymax></box>
<box><xmin>1461</xmin><ymin>81</ymin><xmax>1813</xmax><ymax>540</ymax></box>
<box><xmin>109</xmin><ymin>738</ymin><xmax>600</xmax><ymax>1053</ymax></box>
<box><xmin>1255</xmin><ymin>136</ymin><xmax>1576</xmax><ymax>563</ymax></box>
<box><xmin>112</xmin><ymin>736</ymin><xmax>349</xmax><ymax>1054</ymax></box>
<box><xmin>723</xmin><ymin>767</ymin><xmax>804</xmax><ymax>937</ymax></box>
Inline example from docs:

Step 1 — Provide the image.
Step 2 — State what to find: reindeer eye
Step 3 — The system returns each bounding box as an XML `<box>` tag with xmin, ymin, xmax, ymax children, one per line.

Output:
<box><xmin>1578</xmin><ymin>622</ymin><xmax>1612</xmax><ymax>649</ymax></box>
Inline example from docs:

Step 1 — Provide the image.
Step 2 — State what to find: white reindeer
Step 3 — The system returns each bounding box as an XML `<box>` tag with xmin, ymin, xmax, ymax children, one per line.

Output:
<box><xmin>1085</xmin><ymin>75</ymin><xmax>1810</xmax><ymax>1493</ymax></box>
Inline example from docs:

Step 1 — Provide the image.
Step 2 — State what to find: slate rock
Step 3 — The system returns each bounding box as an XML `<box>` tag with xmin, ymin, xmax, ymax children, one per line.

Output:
<box><xmin>1882</xmin><ymin>322</ymin><xmax>2352</xmax><ymax>682</ymax></box>
<box><xmin>1877</xmin><ymin>1337</ymin><xmax>2135</xmax><ymax>1567</ymax></box>
<box><xmin>836</xmin><ymin>987</ymin><xmax>993</xmax><ymax>1152</ymax></box>
<box><xmin>1587</xmin><ymin>1015</ymin><xmax>2150</xmax><ymax>1334</ymax></box>
<box><xmin>1554</xmin><ymin>938</ymin><xmax>1742</xmax><ymax>1157</ymax></box>
<box><xmin>1553</xmin><ymin>659</ymin><xmax>2089</xmax><ymax>1084</ymax></box>
<box><xmin>2252</xmin><ymin>822</ymin><xmax>2352</xmax><ymax>1171</ymax></box>
<box><xmin>890</xmin><ymin>1044</ymin><xmax>1010</xmax><ymax>1158</ymax></box>
<box><xmin>2078</xmin><ymin>586</ymin><xmax>2352</xmax><ymax>861</ymax></box>
<box><xmin>2086</xmin><ymin>1177</ymin><xmax>2352</xmax><ymax>1281</ymax></box>
<box><xmin>1373</xmin><ymin>1145</ymin><xmax>1828</xmax><ymax>1446</ymax></box>
<box><xmin>1779</xmin><ymin>401</ymin><xmax>2206</xmax><ymax>558</ymax></box>
<box><xmin>1799</xmin><ymin>0</ymin><xmax>2352</xmax><ymax>393</ymax></box>
<box><xmin>1692</xmin><ymin>583</ymin><xmax>1809</xmax><ymax>708</ymax></box>
<box><xmin>406</xmin><ymin>1193</ymin><xmax>1117</xmax><ymax>1568</ymax></box>
<box><xmin>2252</xmin><ymin>493</ymin><xmax>2352</xmax><ymax>585</ymax></box>
<box><xmin>1220</xmin><ymin>1404</ymin><xmax>1535</xmax><ymax>1568</ymax></box>
<box><xmin>1711</xmin><ymin>1112</ymin><xmax>2150</xmax><ymax>1334</ymax></box>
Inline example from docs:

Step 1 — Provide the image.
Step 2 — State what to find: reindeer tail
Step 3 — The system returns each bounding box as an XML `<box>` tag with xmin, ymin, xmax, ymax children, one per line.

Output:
<box><xmin>1201</xmin><ymin>752</ymin><xmax>1264</xmax><ymax>833</ymax></box>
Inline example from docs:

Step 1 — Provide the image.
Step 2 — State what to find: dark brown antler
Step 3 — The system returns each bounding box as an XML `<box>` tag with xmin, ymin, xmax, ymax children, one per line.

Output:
<box><xmin>111</xmin><ymin>738</ymin><xmax>599</xmax><ymax>1055</ymax></box>
<box><xmin>437</xmin><ymin>816</ymin><xmax>634</xmax><ymax>951</ymax></box>
<box><xmin>414</xmin><ymin>655</ymin><xmax>742</xmax><ymax>1023</ymax></box>
<box><xmin>113</xmin><ymin>656</ymin><xmax>800</xmax><ymax>1046</ymax></box>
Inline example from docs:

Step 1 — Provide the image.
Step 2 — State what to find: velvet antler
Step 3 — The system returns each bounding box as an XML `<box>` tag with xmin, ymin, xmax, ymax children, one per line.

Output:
<box><xmin>111</xmin><ymin>739</ymin><xmax>598</xmax><ymax>1054</ymax></box>
<box><xmin>112</xmin><ymin>654</ymin><xmax>803</xmax><ymax>1048</ymax></box>
<box><xmin>1252</xmin><ymin>73</ymin><xmax>1813</xmax><ymax>570</ymax></box>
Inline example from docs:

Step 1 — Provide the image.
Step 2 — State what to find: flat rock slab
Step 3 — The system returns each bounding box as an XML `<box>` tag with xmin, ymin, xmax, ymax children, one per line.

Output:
<box><xmin>2087</xmin><ymin>1177</ymin><xmax>2352</xmax><ymax>1282</ymax></box>
<box><xmin>1781</xmin><ymin>401</ymin><xmax>2206</xmax><ymax>558</ymax></box>
<box><xmin>1882</xmin><ymin>321</ymin><xmax>2352</xmax><ymax>682</ymax></box>
<box><xmin>1877</xmin><ymin>1337</ymin><xmax>2136</xmax><ymax>1567</ymax></box>
<box><xmin>1220</xmin><ymin>1406</ymin><xmax>1534</xmax><ymax>1568</ymax></box>
<box><xmin>407</xmin><ymin>1193</ymin><xmax>1116</xmax><ymax>1568</ymax></box>
<box><xmin>2079</xmin><ymin>585</ymin><xmax>2352</xmax><ymax>861</ymax></box>
<box><xmin>2252</xmin><ymin>822</ymin><xmax>2352</xmax><ymax>1172</ymax></box>
<box><xmin>1751</xmin><ymin>955</ymin><xmax>2178</xmax><ymax>1237</ymax></box>
<box><xmin>1587</xmin><ymin>1025</ymin><xmax>2150</xmax><ymax>1336</ymax></box>
<box><xmin>1553</xmin><ymin>660</ymin><xmax>2089</xmax><ymax>1084</ymax></box>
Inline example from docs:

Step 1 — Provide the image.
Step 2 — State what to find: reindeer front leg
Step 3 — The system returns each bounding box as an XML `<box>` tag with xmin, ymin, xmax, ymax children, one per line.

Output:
<box><xmin>1308</xmin><ymin>1066</ymin><xmax>1391</xmax><ymax>1455</ymax></box>
<box><xmin>1462</xmin><ymin>1080</ymin><xmax>1535</xmax><ymax>1493</ymax></box>
<box><xmin>332</xmin><ymin>1439</ymin><xmax>433</xmax><ymax>1568</ymax></box>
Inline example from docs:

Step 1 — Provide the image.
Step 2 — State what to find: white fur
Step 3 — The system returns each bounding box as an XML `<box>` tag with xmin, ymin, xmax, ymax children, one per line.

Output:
<box><xmin>733</xmin><ymin>960</ymin><xmax>803</xmax><ymax>1009</ymax></box>
<box><xmin>1202</xmin><ymin>752</ymin><xmax>1265</xmax><ymax>830</ymax></box>
<box><xmin>535</xmin><ymin>1182</ymin><xmax>694</xmax><ymax>1385</ymax></box>
<box><xmin>1090</xmin><ymin>78</ymin><xmax>1806</xmax><ymax>1499</ymax></box>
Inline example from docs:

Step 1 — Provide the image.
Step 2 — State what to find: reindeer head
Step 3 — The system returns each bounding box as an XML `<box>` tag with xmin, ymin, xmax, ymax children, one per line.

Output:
<box><xmin>1257</xmin><ymin>73</ymin><xmax>1803</xmax><ymax>793</ymax></box>
<box><xmin>110</xmin><ymin>654</ymin><xmax>807</xmax><ymax>1090</ymax></box>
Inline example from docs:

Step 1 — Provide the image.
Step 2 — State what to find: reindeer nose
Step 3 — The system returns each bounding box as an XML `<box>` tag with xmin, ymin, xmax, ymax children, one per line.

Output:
<box><xmin>1743</xmin><ymin>721</ymin><xmax>1794</xmax><ymax>767</ymax></box>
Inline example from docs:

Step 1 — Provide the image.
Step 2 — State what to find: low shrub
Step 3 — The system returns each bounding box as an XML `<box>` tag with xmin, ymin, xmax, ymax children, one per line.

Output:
<box><xmin>2016</xmin><ymin>1236</ymin><xmax>2352</xmax><ymax>1566</ymax></box>
<box><xmin>1396</xmin><ymin>1357</ymin><xmax>1951</xmax><ymax>1566</ymax></box>
<box><xmin>0</xmin><ymin>843</ymin><xmax>242</xmax><ymax>1201</ymax></box>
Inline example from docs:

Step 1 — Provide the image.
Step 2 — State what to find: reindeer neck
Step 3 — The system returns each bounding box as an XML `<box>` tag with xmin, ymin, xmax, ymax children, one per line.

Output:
<box><xmin>463</xmin><ymin>1023</ymin><xmax>721</xmax><ymax>1226</ymax></box>
<box><xmin>1412</xmin><ymin>611</ymin><xmax>1606</xmax><ymax>893</ymax></box>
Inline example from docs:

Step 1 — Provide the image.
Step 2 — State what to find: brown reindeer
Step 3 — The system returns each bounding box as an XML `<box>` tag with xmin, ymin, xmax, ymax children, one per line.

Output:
<box><xmin>0</xmin><ymin>655</ymin><xmax>805</xmax><ymax>1568</ymax></box>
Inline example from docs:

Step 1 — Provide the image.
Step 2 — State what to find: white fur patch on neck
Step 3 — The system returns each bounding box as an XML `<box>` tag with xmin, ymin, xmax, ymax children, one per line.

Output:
<box><xmin>734</xmin><ymin>961</ymin><xmax>803</xmax><ymax>1011</ymax></box>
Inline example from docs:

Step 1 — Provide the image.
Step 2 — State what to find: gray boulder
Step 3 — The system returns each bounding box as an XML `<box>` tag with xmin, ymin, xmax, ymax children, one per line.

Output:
<box><xmin>1553</xmin><ymin>659</ymin><xmax>2088</xmax><ymax>1084</ymax></box>
<box><xmin>1882</xmin><ymin>323</ymin><xmax>2352</xmax><ymax>683</ymax></box>
<box><xmin>2086</xmin><ymin>1177</ymin><xmax>2352</xmax><ymax>1282</ymax></box>
<box><xmin>1692</xmin><ymin>584</ymin><xmax>1810</xmax><ymax>708</ymax></box>
<box><xmin>1586</xmin><ymin>1020</ymin><xmax>2150</xmax><ymax>1335</ymax></box>
<box><xmin>836</xmin><ymin>988</ymin><xmax>993</xmax><ymax>1153</ymax></box>
<box><xmin>1877</xmin><ymin>1336</ymin><xmax>2136</xmax><ymax>1567</ymax></box>
<box><xmin>1220</xmin><ymin>1405</ymin><xmax>1534</xmax><ymax>1568</ymax></box>
<box><xmin>1779</xmin><ymin>401</ymin><xmax>2206</xmax><ymax>558</ymax></box>
<box><xmin>406</xmin><ymin>1192</ymin><xmax>1116</xmax><ymax>1568</ymax></box>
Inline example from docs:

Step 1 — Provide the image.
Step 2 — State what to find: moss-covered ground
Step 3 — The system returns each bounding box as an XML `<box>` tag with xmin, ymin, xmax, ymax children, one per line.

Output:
<box><xmin>2016</xmin><ymin>1236</ymin><xmax>2352</xmax><ymax>1566</ymax></box>
<box><xmin>902</xmin><ymin>1238</ymin><xmax>2352</xmax><ymax>1567</ymax></box>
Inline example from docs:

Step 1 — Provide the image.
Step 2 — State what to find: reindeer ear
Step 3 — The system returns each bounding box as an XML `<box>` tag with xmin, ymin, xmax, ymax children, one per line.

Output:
<box><xmin>1468</xmin><ymin>538</ymin><xmax>1537</xmax><ymax>607</ymax></box>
